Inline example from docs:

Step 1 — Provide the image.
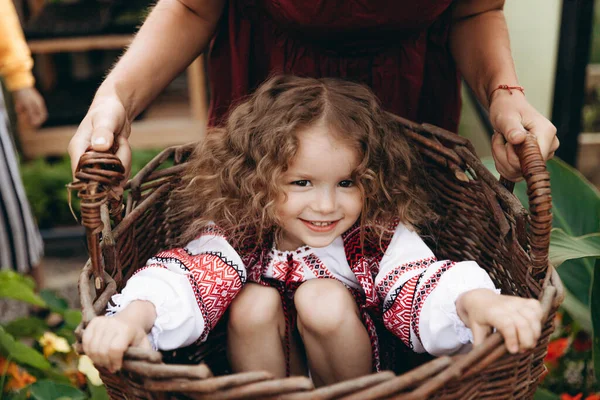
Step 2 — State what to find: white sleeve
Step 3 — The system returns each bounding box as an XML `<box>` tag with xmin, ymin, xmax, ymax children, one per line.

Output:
<box><xmin>107</xmin><ymin>266</ymin><xmax>203</xmax><ymax>350</ymax></box>
<box><xmin>107</xmin><ymin>226</ymin><xmax>247</xmax><ymax>351</ymax></box>
<box><xmin>375</xmin><ymin>223</ymin><xmax>498</xmax><ymax>356</ymax></box>
<box><xmin>418</xmin><ymin>261</ymin><xmax>499</xmax><ymax>356</ymax></box>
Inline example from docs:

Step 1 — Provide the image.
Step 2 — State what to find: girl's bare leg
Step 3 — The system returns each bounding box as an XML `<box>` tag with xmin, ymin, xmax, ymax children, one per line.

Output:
<box><xmin>295</xmin><ymin>279</ymin><xmax>372</xmax><ymax>387</ymax></box>
<box><xmin>227</xmin><ymin>283</ymin><xmax>306</xmax><ymax>377</ymax></box>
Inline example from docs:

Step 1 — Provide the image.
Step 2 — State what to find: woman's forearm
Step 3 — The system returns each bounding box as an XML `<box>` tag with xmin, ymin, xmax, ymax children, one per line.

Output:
<box><xmin>449</xmin><ymin>0</ymin><xmax>518</xmax><ymax>109</ymax></box>
<box><xmin>96</xmin><ymin>0</ymin><xmax>225</xmax><ymax>119</ymax></box>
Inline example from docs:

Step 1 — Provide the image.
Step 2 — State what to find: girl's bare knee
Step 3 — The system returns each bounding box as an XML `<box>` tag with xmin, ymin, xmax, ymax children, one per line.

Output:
<box><xmin>228</xmin><ymin>284</ymin><xmax>283</xmax><ymax>334</ymax></box>
<box><xmin>295</xmin><ymin>279</ymin><xmax>358</xmax><ymax>337</ymax></box>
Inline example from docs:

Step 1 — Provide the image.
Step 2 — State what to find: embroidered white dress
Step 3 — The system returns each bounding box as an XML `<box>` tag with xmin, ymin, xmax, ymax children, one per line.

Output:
<box><xmin>108</xmin><ymin>221</ymin><xmax>497</xmax><ymax>369</ymax></box>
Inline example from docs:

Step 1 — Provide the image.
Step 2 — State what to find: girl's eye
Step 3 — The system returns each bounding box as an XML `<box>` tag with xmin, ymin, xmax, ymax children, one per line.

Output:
<box><xmin>291</xmin><ymin>180</ymin><xmax>311</xmax><ymax>187</ymax></box>
<box><xmin>339</xmin><ymin>180</ymin><xmax>354</xmax><ymax>188</ymax></box>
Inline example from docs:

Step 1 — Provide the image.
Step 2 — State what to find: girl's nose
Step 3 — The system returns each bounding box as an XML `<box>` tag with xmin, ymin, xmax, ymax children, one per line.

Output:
<box><xmin>312</xmin><ymin>188</ymin><xmax>336</xmax><ymax>214</ymax></box>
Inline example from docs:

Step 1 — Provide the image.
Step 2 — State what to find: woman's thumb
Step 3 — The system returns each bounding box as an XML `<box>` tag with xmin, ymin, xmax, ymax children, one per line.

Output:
<box><xmin>91</xmin><ymin>127</ymin><xmax>115</xmax><ymax>151</ymax></box>
<box><xmin>493</xmin><ymin>116</ymin><xmax>527</xmax><ymax>145</ymax></box>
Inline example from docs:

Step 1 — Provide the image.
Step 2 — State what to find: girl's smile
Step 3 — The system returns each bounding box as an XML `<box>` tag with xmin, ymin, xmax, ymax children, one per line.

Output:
<box><xmin>299</xmin><ymin>219</ymin><xmax>341</xmax><ymax>232</ymax></box>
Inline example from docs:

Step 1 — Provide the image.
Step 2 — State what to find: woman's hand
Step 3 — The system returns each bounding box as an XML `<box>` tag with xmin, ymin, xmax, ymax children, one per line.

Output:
<box><xmin>489</xmin><ymin>90</ymin><xmax>559</xmax><ymax>181</ymax></box>
<box><xmin>455</xmin><ymin>288</ymin><xmax>544</xmax><ymax>354</ymax></box>
<box><xmin>81</xmin><ymin>300</ymin><xmax>156</xmax><ymax>372</ymax></box>
<box><xmin>12</xmin><ymin>87</ymin><xmax>47</xmax><ymax>127</ymax></box>
<box><xmin>68</xmin><ymin>96</ymin><xmax>132</xmax><ymax>179</ymax></box>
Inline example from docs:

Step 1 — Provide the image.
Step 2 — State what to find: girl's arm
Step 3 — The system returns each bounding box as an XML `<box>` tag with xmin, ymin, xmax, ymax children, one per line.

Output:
<box><xmin>455</xmin><ymin>288</ymin><xmax>543</xmax><ymax>354</ymax></box>
<box><xmin>374</xmin><ymin>223</ymin><xmax>543</xmax><ymax>355</ymax></box>
<box><xmin>82</xmin><ymin>226</ymin><xmax>247</xmax><ymax>372</ymax></box>
<box><xmin>449</xmin><ymin>0</ymin><xmax>558</xmax><ymax>181</ymax></box>
<box><xmin>68</xmin><ymin>0</ymin><xmax>226</xmax><ymax>174</ymax></box>
<box><xmin>82</xmin><ymin>300</ymin><xmax>155</xmax><ymax>373</ymax></box>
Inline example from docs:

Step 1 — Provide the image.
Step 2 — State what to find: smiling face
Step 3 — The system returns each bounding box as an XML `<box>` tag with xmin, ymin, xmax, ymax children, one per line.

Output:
<box><xmin>275</xmin><ymin>122</ymin><xmax>363</xmax><ymax>251</ymax></box>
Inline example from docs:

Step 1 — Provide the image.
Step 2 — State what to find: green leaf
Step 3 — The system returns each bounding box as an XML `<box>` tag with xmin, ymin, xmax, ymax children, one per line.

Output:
<box><xmin>558</xmin><ymin>258</ymin><xmax>594</xmax><ymax>307</ymax></box>
<box><xmin>562</xmin><ymin>290</ymin><xmax>592</xmax><ymax>332</ymax></box>
<box><xmin>88</xmin><ymin>380</ymin><xmax>110</xmax><ymax>400</ymax></box>
<box><xmin>54</xmin><ymin>326</ymin><xmax>77</xmax><ymax>345</ymax></box>
<box><xmin>5</xmin><ymin>389</ymin><xmax>30</xmax><ymax>400</ymax></box>
<box><xmin>0</xmin><ymin>271</ymin><xmax>45</xmax><ymax>306</ymax></box>
<box><xmin>549</xmin><ymin>229</ymin><xmax>600</xmax><ymax>266</ymax></box>
<box><xmin>533</xmin><ymin>388</ymin><xmax>560</xmax><ymax>400</ymax></box>
<box><xmin>29</xmin><ymin>380</ymin><xmax>86</xmax><ymax>400</ymax></box>
<box><xmin>0</xmin><ymin>327</ymin><xmax>51</xmax><ymax>370</ymax></box>
<box><xmin>39</xmin><ymin>290</ymin><xmax>69</xmax><ymax>315</ymax></box>
<box><xmin>3</xmin><ymin>317</ymin><xmax>48</xmax><ymax>339</ymax></box>
<box><xmin>63</xmin><ymin>310</ymin><xmax>82</xmax><ymax>330</ymax></box>
<box><xmin>592</xmin><ymin>259</ymin><xmax>600</xmax><ymax>384</ymax></box>
<box><xmin>543</xmin><ymin>159</ymin><xmax>600</xmax><ymax>236</ymax></box>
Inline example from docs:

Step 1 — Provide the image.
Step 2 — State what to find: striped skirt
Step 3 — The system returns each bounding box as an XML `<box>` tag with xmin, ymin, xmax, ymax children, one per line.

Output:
<box><xmin>0</xmin><ymin>89</ymin><xmax>44</xmax><ymax>273</ymax></box>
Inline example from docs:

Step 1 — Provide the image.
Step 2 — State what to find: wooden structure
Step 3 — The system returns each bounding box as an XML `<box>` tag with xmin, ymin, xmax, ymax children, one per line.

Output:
<box><xmin>20</xmin><ymin>35</ymin><xmax>206</xmax><ymax>158</ymax></box>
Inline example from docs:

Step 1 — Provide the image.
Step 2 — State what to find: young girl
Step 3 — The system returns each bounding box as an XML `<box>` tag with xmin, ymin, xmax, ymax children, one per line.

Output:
<box><xmin>82</xmin><ymin>75</ymin><xmax>543</xmax><ymax>386</ymax></box>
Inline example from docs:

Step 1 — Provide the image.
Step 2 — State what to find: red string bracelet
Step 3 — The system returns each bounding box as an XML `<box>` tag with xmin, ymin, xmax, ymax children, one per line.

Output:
<box><xmin>489</xmin><ymin>85</ymin><xmax>525</xmax><ymax>103</ymax></box>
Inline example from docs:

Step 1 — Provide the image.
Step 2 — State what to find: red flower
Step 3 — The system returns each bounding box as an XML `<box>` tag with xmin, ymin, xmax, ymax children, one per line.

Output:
<box><xmin>585</xmin><ymin>394</ymin><xmax>600</xmax><ymax>400</ymax></box>
<box><xmin>545</xmin><ymin>338</ymin><xmax>569</xmax><ymax>364</ymax></box>
<box><xmin>561</xmin><ymin>394</ymin><xmax>582</xmax><ymax>400</ymax></box>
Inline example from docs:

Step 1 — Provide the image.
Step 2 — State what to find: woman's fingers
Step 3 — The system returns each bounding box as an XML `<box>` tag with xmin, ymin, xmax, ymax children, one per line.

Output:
<box><xmin>527</xmin><ymin>119</ymin><xmax>558</xmax><ymax>161</ymax></box>
<box><xmin>491</xmin><ymin>132</ymin><xmax>521</xmax><ymax>181</ymax></box>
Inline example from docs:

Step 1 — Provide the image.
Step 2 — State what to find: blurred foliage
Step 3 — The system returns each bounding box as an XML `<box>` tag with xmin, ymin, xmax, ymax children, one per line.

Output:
<box><xmin>0</xmin><ymin>271</ymin><xmax>108</xmax><ymax>399</ymax></box>
<box><xmin>582</xmin><ymin>86</ymin><xmax>600</xmax><ymax>133</ymax></box>
<box><xmin>589</xmin><ymin>0</ymin><xmax>600</xmax><ymax>64</ymax></box>
<box><xmin>20</xmin><ymin>149</ymin><xmax>163</xmax><ymax>229</ymax></box>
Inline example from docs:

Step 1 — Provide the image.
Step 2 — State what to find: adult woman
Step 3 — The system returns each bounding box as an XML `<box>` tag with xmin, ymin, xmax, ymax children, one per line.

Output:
<box><xmin>68</xmin><ymin>0</ymin><xmax>558</xmax><ymax>181</ymax></box>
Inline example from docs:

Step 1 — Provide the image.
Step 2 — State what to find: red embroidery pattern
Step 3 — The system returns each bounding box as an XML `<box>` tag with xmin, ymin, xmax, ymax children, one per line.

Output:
<box><xmin>270</xmin><ymin>258</ymin><xmax>304</xmax><ymax>283</ymax></box>
<box><xmin>156</xmin><ymin>248</ymin><xmax>244</xmax><ymax>342</ymax></box>
<box><xmin>271</xmin><ymin>261</ymin><xmax>288</xmax><ymax>280</ymax></box>
<box><xmin>383</xmin><ymin>274</ymin><xmax>420</xmax><ymax>347</ymax></box>
<box><xmin>303</xmin><ymin>253</ymin><xmax>334</xmax><ymax>279</ymax></box>
<box><xmin>411</xmin><ymin>261</ymin><xmax>455</xmax><ymax>344</ymax></box>
<box><xmin>354</xmin><ymin>259</ymin><xmax>379</xmax><ymax>309</ymax></box>
<box><xmin>376</xmin><ymin>257</ymin><xmax>437</xmax><ymax>301</ymax></box>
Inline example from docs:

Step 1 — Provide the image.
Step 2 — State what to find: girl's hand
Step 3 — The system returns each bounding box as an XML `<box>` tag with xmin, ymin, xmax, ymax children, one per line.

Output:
<box><xmin>489</xmin><ymin>90</ymin><xmax>559</xmax><ymax>181</ymax></box>
<box><xmin>82</xmin><ymin>300</ymin><xmax>155</xmax><ymax>372</ymax></box>
<box><xmin>455</xmin><ymin>288</ymin><xmax>544</xmax><ymax>354</ymax></box>
<box><xmin>12</xmin><ymin>87</ymin><xmax>47</xmax><ymax>128</ymax></box>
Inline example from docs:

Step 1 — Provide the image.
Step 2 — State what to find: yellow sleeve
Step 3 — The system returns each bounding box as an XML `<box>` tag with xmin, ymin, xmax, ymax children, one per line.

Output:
<box><xmin>0</xmin><ymin>0</ymin><xmax>35</xmax><ymax>91</ymax></box>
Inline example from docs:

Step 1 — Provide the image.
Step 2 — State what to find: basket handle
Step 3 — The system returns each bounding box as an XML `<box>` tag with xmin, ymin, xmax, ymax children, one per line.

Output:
<box><xmin>68</xmin><ymin>146</ymin><xmax>125</xmax><ymax>291</ymax></box>
<box><xmin>392</xmin><ymin>113</ymin><xmax>553</xmax><ymax>276</ymax></box>
<box><xmin>503</xmin><ymin>133</ymin><xmax>552</xmax><ymax>274</ymax></box>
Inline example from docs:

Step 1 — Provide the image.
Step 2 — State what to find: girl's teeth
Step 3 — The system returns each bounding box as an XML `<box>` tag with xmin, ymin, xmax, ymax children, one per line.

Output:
<box><xmin>311</xmin><ymin>221</ymin><xmax>332</xmax><ymax>227</ymax></box>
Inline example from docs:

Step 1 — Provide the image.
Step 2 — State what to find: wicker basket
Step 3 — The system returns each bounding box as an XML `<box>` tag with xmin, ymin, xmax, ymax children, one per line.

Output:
<box><xmin>71</xmin><ymin>114</ymin><xmax>563</xmax><ymax>400</ymax></box>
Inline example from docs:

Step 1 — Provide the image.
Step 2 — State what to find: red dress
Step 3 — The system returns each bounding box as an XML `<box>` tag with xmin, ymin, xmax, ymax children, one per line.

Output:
<box><xmin>208</xmin><ymin>0</ymin><xmax>461</xmax><ymax>131</ymax></box>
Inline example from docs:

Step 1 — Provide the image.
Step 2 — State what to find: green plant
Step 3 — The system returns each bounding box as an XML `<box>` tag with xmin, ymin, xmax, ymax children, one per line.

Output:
<box><xmin>0</xmin><ymin>271</ymin><xmax>108</xmax><ymax>399</ymax></box>
<box><xmin>484</xmin><ymin>157</ymin><xmax>600</xmax><ymax>398</ymax></box>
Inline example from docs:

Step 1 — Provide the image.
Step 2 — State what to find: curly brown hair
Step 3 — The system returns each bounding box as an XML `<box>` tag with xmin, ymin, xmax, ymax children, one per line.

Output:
<box><xmin>174</xmin><ymin>75</ymin><xmax>435</xmax><ymax>249</ymax></box>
